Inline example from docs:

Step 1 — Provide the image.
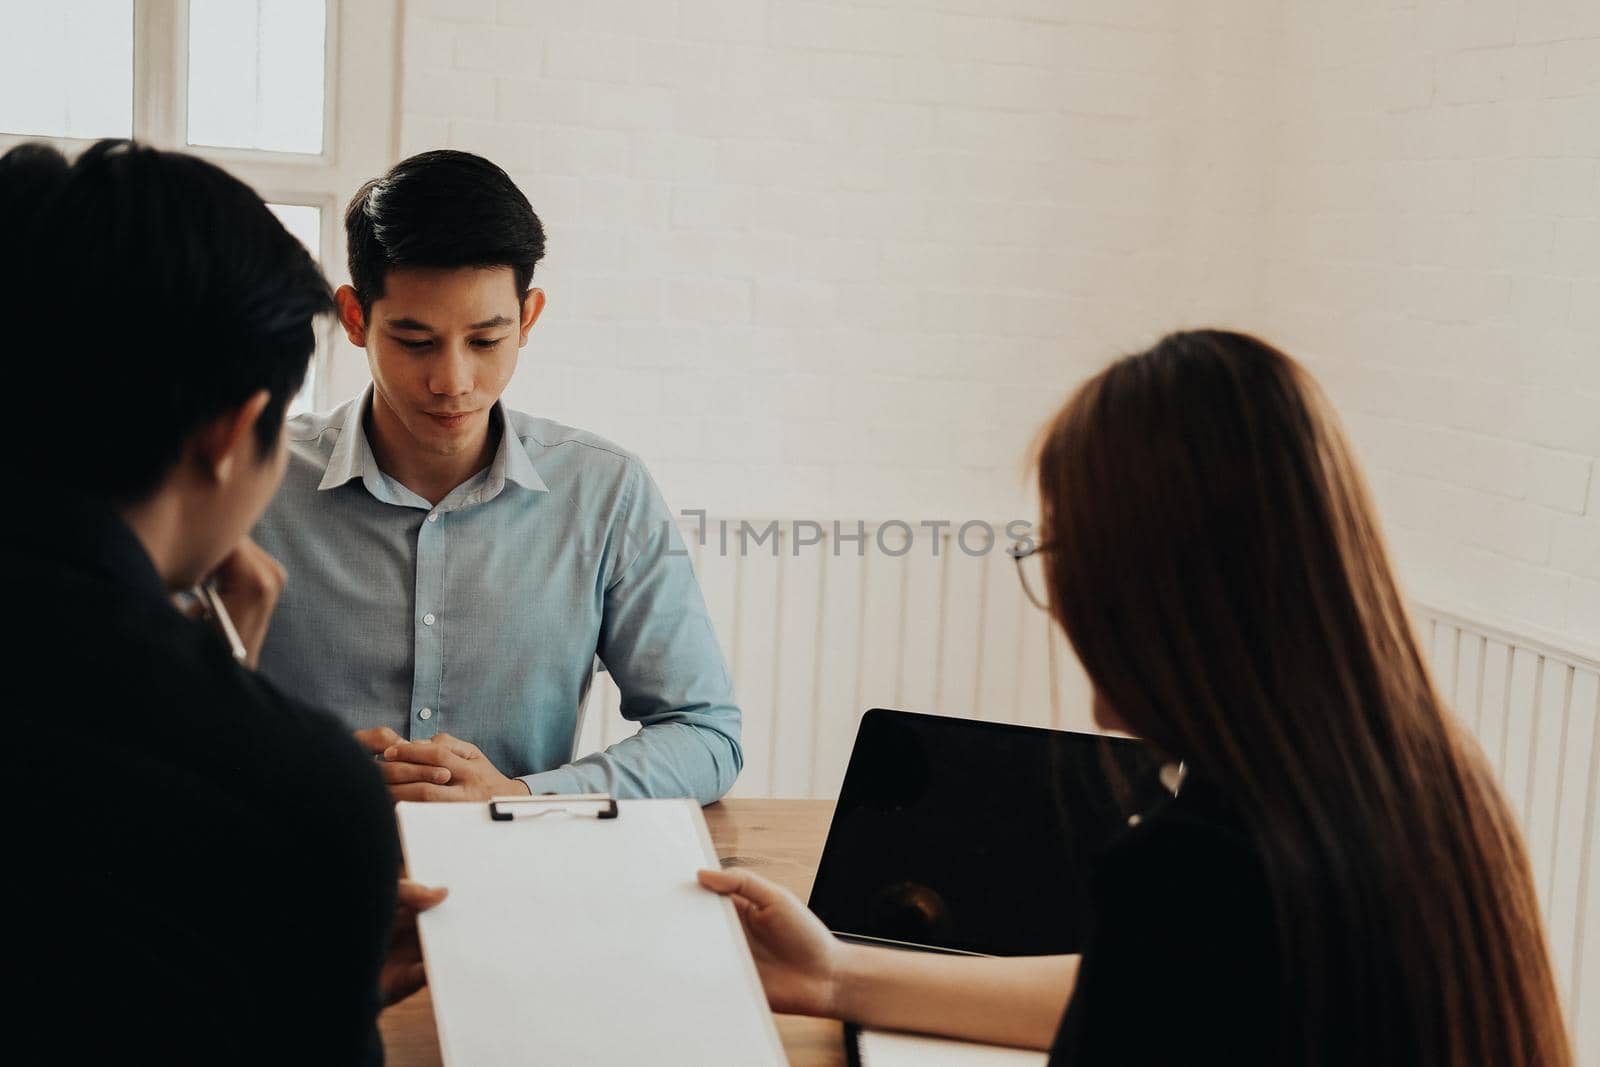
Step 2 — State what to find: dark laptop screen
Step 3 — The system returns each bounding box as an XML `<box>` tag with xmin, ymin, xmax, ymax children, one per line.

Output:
<box><xmin>807</xmin><ymin>708</ymin><xmax>1162</xmax><ymax>957</ymax></box>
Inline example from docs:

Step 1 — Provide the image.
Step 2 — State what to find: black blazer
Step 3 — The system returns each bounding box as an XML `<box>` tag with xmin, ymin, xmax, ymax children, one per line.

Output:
<box><xmin>7</xmin><ymin>491</ymin><xmax>399</xmax><ymax>1065</ymax></box>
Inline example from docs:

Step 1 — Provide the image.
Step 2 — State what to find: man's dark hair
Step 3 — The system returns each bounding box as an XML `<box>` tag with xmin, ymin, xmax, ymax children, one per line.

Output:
<box><xmin>4</xmin><ymin>139</ymin><xmax>333</xmax><ymax>504</ymax></box>
<box><xmin>344</xmin><ymin>150</ymin><xmax>545</xmax><ymax>314</ymax></box>
<box><xmin>0</xmin><ymin>142</ymin><xmax>70</xmax><ymax>231</ymax></box>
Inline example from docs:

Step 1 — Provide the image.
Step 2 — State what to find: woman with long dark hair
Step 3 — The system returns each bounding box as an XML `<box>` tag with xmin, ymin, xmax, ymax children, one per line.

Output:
<box><xmin>699</xmin><ymin>330</ymin><xmax>1572</xmax><ymax>1065</ymax></box>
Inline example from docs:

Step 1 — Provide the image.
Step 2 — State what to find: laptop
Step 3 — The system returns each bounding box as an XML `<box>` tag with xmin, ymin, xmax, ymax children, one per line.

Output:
<box><xmin>807</xmin><ymin>708</ymin><xmax>1164</xmax><ymax>958</ymax></box>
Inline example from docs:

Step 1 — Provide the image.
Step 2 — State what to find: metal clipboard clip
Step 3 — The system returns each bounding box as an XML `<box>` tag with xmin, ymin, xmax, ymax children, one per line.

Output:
<box><xmin>489</xmin><ymin>793</ymin><xmax>620</xmax><ymax>821</ymax></box>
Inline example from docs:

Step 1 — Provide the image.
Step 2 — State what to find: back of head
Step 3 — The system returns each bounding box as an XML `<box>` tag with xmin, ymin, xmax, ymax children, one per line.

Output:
<box><xmin>5</xmin><ymin>139</ymin><xmax>332</xmax><ymax>504</ymax></box>
<box><xmin>344</xmin><ymin>149</ymin><xmax>545</xmax><ymax>313</ymax></box>
<box><xmin>1034</xmin><ymin>330</ymin><xmax>1570</xmax><ymax>1065</ymax></box>
<box><xmin>0</xmin><ymin>142</ymin><xmax>69</xmax><ymax>233</ymax></box>
<box><xmin>1038</xmin><ymin>331</ymin><xmax>1419</xmax><ymax>776</ymax></box>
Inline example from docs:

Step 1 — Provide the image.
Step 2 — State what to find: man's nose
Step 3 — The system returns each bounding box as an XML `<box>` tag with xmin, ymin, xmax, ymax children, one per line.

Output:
<box><xmin>429</xmin><ymin>344</ymin><xmax>473</xmax><ymax>397</ymax></box>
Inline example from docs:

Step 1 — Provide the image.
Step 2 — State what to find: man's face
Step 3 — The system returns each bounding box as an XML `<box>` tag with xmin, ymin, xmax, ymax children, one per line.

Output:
<box><xmin>351</xmin><ymin>266</ymin><xmax>540</xmax><ymax>461</ymax></box>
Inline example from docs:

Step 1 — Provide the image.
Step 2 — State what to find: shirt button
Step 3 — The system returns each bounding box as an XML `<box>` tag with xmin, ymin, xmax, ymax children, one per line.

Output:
<box><xmin>423</xmin><ymin>612</ymin><xmax>436</xmax><ymax>626</ymax></box>
<box><xmin>427</xmin><ymin>512</ymin><xmax>439</xmax><ymax>523</ymax></box>
<box><xmin>418</xmin><ymin>707</ymin><xmax>433</xmax><ymax>720</ymax></box>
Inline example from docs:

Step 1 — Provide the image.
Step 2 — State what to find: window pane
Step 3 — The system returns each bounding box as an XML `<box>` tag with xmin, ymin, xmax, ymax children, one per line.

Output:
<box><xmin>288</xmin><ymin>370</ymin><xmax>318</xmax><ymax>417</ymax></box>
<box><xmin>187</xmin><ymin>0</ymin><xmax>325</xmax><ymax>154</ymax></box>
<box><xmin>0</xmin><ymin>1</ymin><xmax>132</xmax><ymax>139</ymax></box>
<box><xmin>267</xmin><ymin>202</ymin><xmax>321</xmax><ymax>260</ymax></box>
<box><xmin>266</xmin><ymin>203</ymin><xmax>323</xmax><ymax>415</ymax></box>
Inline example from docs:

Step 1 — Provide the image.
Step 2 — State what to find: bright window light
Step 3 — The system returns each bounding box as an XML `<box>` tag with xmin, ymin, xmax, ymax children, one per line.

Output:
<box><xmin>187</xmin><ymin>0</ymin><xmax>326</xmax><ymax>154</ymax></box>
<box><xmin>267</xmin><ymin>202</ymin><xmax>322</xmax><ymax>260</ymax></box>
<box><xmin>0</xmin><ymin>1</ymin><xmax>133</xmax><ymax>139</ymax></box>
<box><xmin>266</xmin><ymin>202</ymin><xmax>324</xmax><ymax>415</ymax></box>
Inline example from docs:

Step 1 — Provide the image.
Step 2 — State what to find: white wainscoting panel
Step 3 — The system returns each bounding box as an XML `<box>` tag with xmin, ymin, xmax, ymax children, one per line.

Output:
<box><xmin>1416</xmin><ymin>604</ymin><xmax>1600</xmax><ymax>1058</ymax></box>
<box><xmin>574</xmin><ymin>517</ymin><xmax>1084</xmax><ymax>797</ymax></box>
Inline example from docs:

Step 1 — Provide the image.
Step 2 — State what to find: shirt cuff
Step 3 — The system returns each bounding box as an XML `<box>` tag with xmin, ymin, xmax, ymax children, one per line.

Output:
<box><xmin>517</xmin><ymin>766</ymin><xmax>590</xmax><ymax>796</ymax></box>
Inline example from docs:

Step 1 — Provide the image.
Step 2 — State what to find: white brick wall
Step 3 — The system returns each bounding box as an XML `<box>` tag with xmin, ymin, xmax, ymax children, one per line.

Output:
<box><xmin>359</xmin><ymin>0</ymin><xmax>1205</xmax><ymax>531</ymax></box>
<box><xmin>1256</xmin><ymin>0</ymin><xmax>1599</xmax><ymax>650</ymax></box>
<box><xmin>357</xmin><ymin>0</ymin><xmax>1597</xmax><ymax>652</ymax></box>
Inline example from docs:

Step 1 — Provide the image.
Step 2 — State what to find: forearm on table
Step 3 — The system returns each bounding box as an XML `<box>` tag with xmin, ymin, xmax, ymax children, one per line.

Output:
<box><xmin>520</xmin><ymin>719</ymin><xmax>741</xmax><ymax>801</ymax></box>
<box><xmin>833</xmin><ymin>944</ymin><xmax>1078</xmax><ymax>1050</ymax></box>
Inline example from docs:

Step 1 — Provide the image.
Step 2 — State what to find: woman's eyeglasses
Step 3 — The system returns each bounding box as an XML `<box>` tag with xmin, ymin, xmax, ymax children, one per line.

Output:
<box><xmin>1007</xmin><ymin>541</ymin><xmax>1049</xmax><ymax>612</ymax></box>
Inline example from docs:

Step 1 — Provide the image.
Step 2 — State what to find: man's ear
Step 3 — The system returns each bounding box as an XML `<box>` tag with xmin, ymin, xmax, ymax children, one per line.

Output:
<box><xmin>335</xmin><ymin>284</ymin><xmax>368</xmax><ymax>346</ymax></box>
<box><xmin>518</xmin><ymin>288</ymin><xmax>546</xmax><ymax>345</ymax></box>
<box><xmin>195</xmin><ymin>389</ymin><xmax>274</xmax><ymax>484</ymax></box>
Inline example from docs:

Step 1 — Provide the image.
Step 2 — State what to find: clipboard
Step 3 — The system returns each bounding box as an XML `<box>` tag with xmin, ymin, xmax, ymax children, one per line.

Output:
<box><xmin>397</xmin><ymin>795</ymin><xmax>785</xmax><ymax>1067</ymax></box>
<box><xmin>487</xmin><ymin>792</ymin><xmax>618</xmax><ymax>820</ymax></box>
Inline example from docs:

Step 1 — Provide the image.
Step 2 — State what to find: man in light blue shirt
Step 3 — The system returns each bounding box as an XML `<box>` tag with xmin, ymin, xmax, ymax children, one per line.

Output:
<box><xmin>254</xmin><ymin>151</ymin><xmax>741</xmax><ymax>802</ymax></box>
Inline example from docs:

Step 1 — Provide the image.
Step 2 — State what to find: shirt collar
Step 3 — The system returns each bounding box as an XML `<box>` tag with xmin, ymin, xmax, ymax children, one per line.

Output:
<box><xmin>496</xmin><ymin>414</ymin><xmax>548</xmax><ymax>494</ymax></box>
<box><xmin>316</xmin><ymin>386</ymin><xmax>378</xmax><ymax>492</ymax></box>
<box><xmin>318</xmin><ymin>385</ymin><xmax>548</xmax><ymax>503</ymax></box>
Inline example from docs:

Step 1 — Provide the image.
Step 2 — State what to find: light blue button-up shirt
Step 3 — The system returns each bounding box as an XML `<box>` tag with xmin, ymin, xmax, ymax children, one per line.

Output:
<box><xmin>253</xmin><ymin>387</ymin><xmax>742</xmax><ymax>801</ymax></box>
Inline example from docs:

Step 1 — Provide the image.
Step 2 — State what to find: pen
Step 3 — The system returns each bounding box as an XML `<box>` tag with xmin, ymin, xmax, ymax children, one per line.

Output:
<box><xmin>196</xmin><ymin>581</ymin><xmax>249</xmax><ymax>664</ymax></box>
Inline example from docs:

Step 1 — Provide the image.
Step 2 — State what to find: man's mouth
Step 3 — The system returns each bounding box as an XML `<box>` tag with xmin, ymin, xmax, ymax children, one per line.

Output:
<box><xmin>426</xmin><ymin>410</ymin><xmax>475</xmax><ymax>429</ymax></box>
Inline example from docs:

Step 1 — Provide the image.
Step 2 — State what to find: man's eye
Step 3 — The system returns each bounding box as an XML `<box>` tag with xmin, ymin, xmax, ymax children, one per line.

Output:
<box><xmin>398</xmin><ymin>339</ymin><xmax>431</xmax><ymax>350</ymax></box>
<box><xmin>472</xmin><ymin>338</ymin><xmax>505</xmax><ymax>349</ymax></box>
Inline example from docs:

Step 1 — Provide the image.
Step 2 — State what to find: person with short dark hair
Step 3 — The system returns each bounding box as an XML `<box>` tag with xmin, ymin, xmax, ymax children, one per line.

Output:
<box><xmin>252</xmin><ymin>150</ymin><xmax>742</xmax><ymax>803</ymax></box>
<box><xmin>4</xmin><ymin>140</ymin><xmax>441</xmax><ymax>1064</ymax></box>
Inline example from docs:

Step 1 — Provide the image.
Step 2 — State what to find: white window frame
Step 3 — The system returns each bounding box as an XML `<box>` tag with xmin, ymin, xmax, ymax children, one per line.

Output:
<box><xmin>0</xmin><ymin>0</ymin><xmax>398</xmax><ymax>411</ymax></box>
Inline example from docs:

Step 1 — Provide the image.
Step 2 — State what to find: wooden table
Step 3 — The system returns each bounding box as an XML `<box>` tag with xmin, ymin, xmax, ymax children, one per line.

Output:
<box><xmin>380</xmin><ymin>798</ymin><xmax>845</xmax><ymax>1066</ymax></box>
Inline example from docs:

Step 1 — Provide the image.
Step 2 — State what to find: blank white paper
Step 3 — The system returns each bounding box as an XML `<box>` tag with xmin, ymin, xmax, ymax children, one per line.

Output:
<box><xmin>397</xmin><ymin>798</ymin><xmax>786</xmax><ymax>1067</ymax></box>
